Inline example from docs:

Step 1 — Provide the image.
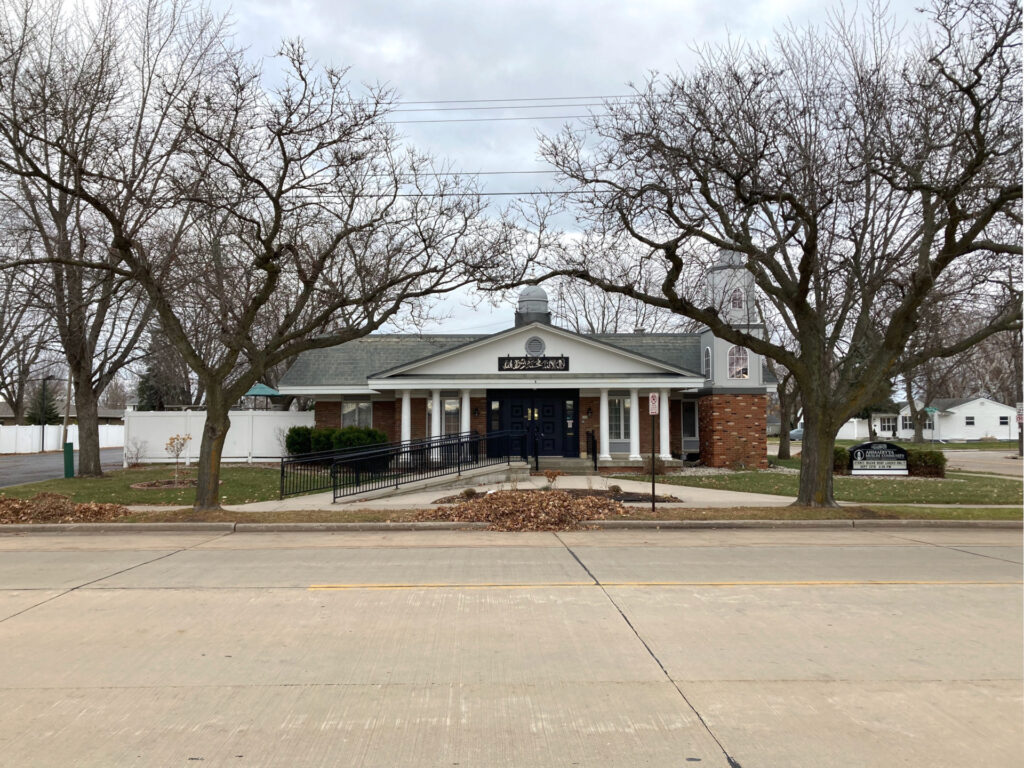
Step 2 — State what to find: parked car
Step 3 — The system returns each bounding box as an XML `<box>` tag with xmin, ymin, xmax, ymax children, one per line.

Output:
<box><xmin>789</xmin><ymin>428</ymin><xmax>804</xmax><ymax>441</ymax></box>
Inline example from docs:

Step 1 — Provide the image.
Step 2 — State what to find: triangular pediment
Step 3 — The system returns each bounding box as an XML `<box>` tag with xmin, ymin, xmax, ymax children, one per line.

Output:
<box><xmin>373</xmin><ymin>324</ymin><xmax>692</xmax><ymax>378</ymax></box>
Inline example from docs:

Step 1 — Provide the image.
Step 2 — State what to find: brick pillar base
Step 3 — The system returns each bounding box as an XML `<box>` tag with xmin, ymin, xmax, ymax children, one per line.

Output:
<box><xmin>698</xmin><ymin>393</ymin><xmax>768</xmax><ymax>469</ymax></box>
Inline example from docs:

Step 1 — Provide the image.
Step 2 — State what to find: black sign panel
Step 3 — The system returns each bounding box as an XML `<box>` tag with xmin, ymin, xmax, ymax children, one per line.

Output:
<box><xmin>849</xmin><ymin>441</ymin><xmax>908</xmax><ymax>475</ymax></box>
<box><xmin>498</xmin><ymin>356</ymin><xmax>569</xmax><ymax>372</ymax></box>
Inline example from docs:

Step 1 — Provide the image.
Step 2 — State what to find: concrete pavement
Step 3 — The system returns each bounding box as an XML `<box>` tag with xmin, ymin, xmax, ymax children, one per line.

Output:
<box><xmin>0</xmin><ymin>527</ymin><xmax>1020</xmax><ymax>767</ymax></box>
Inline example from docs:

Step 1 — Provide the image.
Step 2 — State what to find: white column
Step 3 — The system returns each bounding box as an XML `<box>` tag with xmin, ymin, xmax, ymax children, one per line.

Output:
<box><xmin>628</xmin><ymin>388</ymin><xmax>641</xmax><ymax>460</ymax></box>
<box><xmin>430</xmin><ymin>389</ymin><xmax>442</xmax><ymax>438</ymax></box>
<box><xmin>598</xmin><ymin>389</ymin><xmax>611</xmax><ymax>460</ymax></box>
<box><xmin>659</xmin><ymin>388</ymin><xmax>671</xmax><ymax>459</ymax></box>
<box><xmin>460</xmin><ymin>389</ymin><xmax>471</xmax><ymax>434</ymax></box>
<box><xmin>400</xmin><ymin>390</ymin><xmax>411</xmax><ymax>442</ymax></box>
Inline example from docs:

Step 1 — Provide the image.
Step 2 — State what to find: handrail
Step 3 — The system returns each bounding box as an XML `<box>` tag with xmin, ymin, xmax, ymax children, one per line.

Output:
<box><xmin>280</xmin><ymin>430</ymin><xmax>518</xmax><ymax>499</ymax></box>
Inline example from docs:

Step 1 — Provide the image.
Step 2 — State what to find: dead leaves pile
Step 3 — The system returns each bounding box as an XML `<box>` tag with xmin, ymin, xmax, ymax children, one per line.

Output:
<box><xmin>0</xmin><ymin>493</ymin><xmax>130</xmax><ymax>524</ymax></box>
<box><xmin>419</xmin><ymin>490</ymin><xmax>626</xmax><ymax>531</ymax></box>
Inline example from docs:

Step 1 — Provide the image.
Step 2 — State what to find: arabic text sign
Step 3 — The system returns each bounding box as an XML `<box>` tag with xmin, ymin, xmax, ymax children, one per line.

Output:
<box><xmin>498</xmin><ymin>356</ymin><xmax>569</xmax><ymax>372</ymax></box>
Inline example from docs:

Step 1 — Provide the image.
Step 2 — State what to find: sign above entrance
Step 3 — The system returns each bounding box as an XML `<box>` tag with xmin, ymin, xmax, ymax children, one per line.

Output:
<box><xmin>498</xmin><ymin>356</ymin><xmax>569</xmax><ymax>372</ymax></box>
<box><xmin>849</xmin><ymin>442</ymin><xmax>908</xmax><ymax>475</ymax></box>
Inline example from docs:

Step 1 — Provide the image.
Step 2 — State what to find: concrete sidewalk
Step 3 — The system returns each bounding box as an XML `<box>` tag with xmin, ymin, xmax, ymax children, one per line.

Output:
<box><xmin>201</xmin><ymin>473</ymin><xmax>794</xmax><ymax>514</ymax></box>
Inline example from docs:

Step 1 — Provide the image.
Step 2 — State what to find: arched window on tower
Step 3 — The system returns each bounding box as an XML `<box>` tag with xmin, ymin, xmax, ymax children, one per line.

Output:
<box><xmin>727</xmin><ymin>346</ymin><xmax>749</xmax><ymax>379</ymax></box>
<box><xmin>703</xmin><ymin>347</ymin><xmax>711</xmax><ymax>378</ymax></box>
<box><xmin>730</xmin><ymin>288</ymin><xmax>744</xmax><ymax>310</ymax></box>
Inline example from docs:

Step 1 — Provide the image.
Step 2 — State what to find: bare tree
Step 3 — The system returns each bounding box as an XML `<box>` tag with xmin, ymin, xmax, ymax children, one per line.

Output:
<box><xmin>0</xmin><ymin>3</ymin><xmax>497</xmax><ymax>509</ymax></box>
<box><xmin>0</xmin><ymin>264</ymin><xmax>54</xmax><ymax>422</ymax></box>
<box><xmin>495</xmin><ymin>1</ymin><xmax>1021</xmax><ymax>505</ymax></box>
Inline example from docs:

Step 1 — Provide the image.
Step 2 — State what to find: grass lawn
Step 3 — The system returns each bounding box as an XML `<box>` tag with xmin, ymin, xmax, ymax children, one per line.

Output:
<box><xmin>621</xmin><ymin>471</ymin><xmax>1023</xmax><ymax>505</ymax></box>
<box><xmin>1</xmin><ymin>464</ymin><xmax>281</xmax><ymax>506</ymax></box>
<box><xmin>770</xmin><ymin>439</ymin><xmax>1018</xmax><ymax>451</ymax></box>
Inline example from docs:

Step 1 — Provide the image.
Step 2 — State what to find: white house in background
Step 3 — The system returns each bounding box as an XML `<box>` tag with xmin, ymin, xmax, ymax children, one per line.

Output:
<box><xmin>835</xmin><ymin>397</ymin><xmax>1018</xmax><ymax>443</ymax></box>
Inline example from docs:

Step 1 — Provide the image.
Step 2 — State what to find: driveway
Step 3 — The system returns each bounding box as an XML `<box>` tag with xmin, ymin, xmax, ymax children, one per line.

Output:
<box><xmin>942</xmin><ymin>449</ymin><xmax>1023</xmax><ymax>477</ymax></box>
<box><xmin>0</xmin><ymin>527</ymin><xmax>1020</xmax><ymax>767</ymax></box>
<box><xmin>0</xmin><ymin>447</ymin><xmax>123</xmax><ymax>488</ymax></box>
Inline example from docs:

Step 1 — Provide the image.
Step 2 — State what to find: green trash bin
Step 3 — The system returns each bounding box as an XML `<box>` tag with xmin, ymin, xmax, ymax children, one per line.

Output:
<box><xmin>63</xmin><ymin>442</ymin><xmax>74</xmax><ymax>478</ymax></box>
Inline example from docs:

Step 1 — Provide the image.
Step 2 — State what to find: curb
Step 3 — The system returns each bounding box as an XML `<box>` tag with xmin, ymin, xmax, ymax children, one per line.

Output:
<box><xmin>0</xmin><ymin>519</ymin><xmax>1019</xmax><ymax>533</ymax></box>
<box><xmin>0</xmin><ymin>522</ymin><xmax>236</xmax><ymax>533</ymax></box>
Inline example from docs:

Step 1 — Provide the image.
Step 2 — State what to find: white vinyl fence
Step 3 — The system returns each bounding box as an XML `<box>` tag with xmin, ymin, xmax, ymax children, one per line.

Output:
<box><xmin>122</xmin><ymin>410</ymin><xmax>315</xmax><ymax>466</ymax></box>
<box><xmin>0</xmin><ymin>424</ymin><xmax>124</xmax><ymax>454</ymax></box>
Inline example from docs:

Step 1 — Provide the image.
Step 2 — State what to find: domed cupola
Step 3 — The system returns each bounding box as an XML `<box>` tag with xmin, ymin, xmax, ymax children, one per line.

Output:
<box><xmin>514</xmin><ymin>285</ymin><xmax>552</xmax><ymax>326</ymax></box>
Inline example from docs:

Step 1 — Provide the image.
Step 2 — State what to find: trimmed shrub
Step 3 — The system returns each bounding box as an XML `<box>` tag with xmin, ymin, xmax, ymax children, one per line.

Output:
<box><xmin>332</xmin><ymin>426</ymin><xmax>388</xmax><ymax>451</ymax></box>
<box><xmin>907</xmin><ymin>449</ymin><xmax>946</xmax><ymax>478</ymax></box>
<box><xmin>833</xmin><ymin>446</ymin><xmax>850</xmax><ymax>475</ymax></box>
<box><xmin>284</xmin><ymin>425</ymin><xmax>312</xmax><ymax>455</ymax></box>
<box><xmin>310</xmin><ymin>427</ymin><xmax>339</xmax><ymax>453</ymax></box>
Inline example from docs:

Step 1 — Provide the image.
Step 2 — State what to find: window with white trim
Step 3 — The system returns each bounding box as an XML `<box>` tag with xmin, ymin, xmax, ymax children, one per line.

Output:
<box><xmin>730</xmin><ymin>288</ymin><xmax>743</xmax><ymax>310</ymax></box>
<box><xmin>879</xmin><ymin>416</ymin><xmax>897</xmax><ymax>433</ymax></box>
<box><xmin>703</xmin><ymin>347</ymin><xmax>711</xmax><ymax>378</ymax></box>
<box><xmin>727</xmin><ymin>346</ymin><xmax>749</xmax><ymax>379</ymax></box>
<box><xmin>999</xmin><ymin>415</ymin><xmax>1009</xmax><ymax>426</ymax></box>
<box><xmin>426</xmin><ymin>398</ymin><xmax>461</xmax><ymax>435</ymax></box>
<box><xmin>608</xmin><ymin>396</ymin><xmax>631</xmax><ymax>440</ymax></box>
<box><xmin>965</xmin><ymin>416</ymin><xmax>975</xmax><ymax>426</ymax></box>
<box><xmin>341</xmin><ymin>399</ymin><xmax>372</xmax><ymax>428</ymax></box>
<box><xmin>902</xmin><ymin>415</ymin><xmax>934</xmax><ymax>431</ymax></box>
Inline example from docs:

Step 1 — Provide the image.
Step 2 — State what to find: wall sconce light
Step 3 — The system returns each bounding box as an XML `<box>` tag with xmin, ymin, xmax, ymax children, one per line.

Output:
<box><xmin>472</xmin><ymin>407</ymin><xmax>479</xmax><ymax>417</ymax></box>
<box><xmin>586</xmin><ymin>407</ymin><xmax>592</xmax><ymax>417</ymax></box>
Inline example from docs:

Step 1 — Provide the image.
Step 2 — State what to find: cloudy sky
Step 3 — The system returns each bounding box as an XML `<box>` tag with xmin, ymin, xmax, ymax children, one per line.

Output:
<box><xmin>212</xmin><ymin>0</ymin><xmax>923</xmax><ymax>333</ymax></box>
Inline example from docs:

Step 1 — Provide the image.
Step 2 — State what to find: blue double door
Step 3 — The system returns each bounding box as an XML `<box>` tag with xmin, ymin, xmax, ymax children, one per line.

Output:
<box><xmin>488</xmin><ymin>389</ymin><xmax>579</xmax><ymax>457</ymax></box>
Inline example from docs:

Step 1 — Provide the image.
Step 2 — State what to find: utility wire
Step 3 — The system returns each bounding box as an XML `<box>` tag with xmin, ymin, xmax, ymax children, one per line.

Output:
<box><xmin>390</xmin><ymin>114</ymin><xmax>598</xmax><ymax>124</ymax></box>
<box><xmin>395</xmin><ymin>94</ymin><xmax>638</xmax><ymax>105</ymax></box>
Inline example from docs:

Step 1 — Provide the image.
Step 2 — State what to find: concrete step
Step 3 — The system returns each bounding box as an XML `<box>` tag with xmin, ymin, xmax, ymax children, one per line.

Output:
<box><xmin>531</xmin><ymin>457</ymin><xmax>597</xmax><ymax>474</ymax></box>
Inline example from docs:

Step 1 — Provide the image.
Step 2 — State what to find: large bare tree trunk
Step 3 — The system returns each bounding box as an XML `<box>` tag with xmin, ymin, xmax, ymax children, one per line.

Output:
<box><xmin>777</xmin><ymin>372</ymin><xmax>796</xmax><ymax>460</ymax></box>
<box><xmin>904</xmin><ymin>379</ymin><xmax>925</xmax><ymax>444</ymax></box>
<box><xmin>794</xmin><ymin>405</ymin><xmax>837</xmax><ymax>507</ymax></box>
<box><xmin>195</xmin><ymin>403</ymin><xmax>230</xmax><ymax>511</ymax></box>
<box><xmin>74</xmin><ymin>383</ymin><xmax>102</xmax><ymax>476</ymax></box>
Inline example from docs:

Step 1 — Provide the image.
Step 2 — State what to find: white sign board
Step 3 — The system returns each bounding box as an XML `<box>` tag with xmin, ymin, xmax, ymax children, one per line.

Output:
<box><xmin>648</xmin><ymin>392</ymin><xmax>659</xmax><ymax>415</ymax></box>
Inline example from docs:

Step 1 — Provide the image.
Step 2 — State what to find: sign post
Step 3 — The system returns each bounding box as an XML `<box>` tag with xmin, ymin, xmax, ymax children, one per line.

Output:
<box><xmin>648</xmin><ymin>393</ymin><xmax>659</xmax><ymax>515</ymax></box>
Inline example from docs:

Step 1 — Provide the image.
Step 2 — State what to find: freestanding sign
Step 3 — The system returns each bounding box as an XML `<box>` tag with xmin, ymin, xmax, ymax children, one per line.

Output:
<box><xmin>648</xmin><ymin>392</ymin><xmax>659</xmax><ymax>415</ymax></box>
<box><xmin>849</xmin><ymin>442</ymin><xmax>909</xmax><ymax>476</ymax></box>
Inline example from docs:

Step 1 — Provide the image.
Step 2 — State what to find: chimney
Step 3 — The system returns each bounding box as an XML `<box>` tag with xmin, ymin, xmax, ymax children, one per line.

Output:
<box><xmin>633</xmin><ymin>326</ymin><xmax>646</xmax><ymax>335</ymax></box>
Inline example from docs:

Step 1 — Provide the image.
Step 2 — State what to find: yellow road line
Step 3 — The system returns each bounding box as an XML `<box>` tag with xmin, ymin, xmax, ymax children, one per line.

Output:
<box><xmin>308</xmin><ymin>580</ymin><xmax>1022</xmax><ymax>591</ymax></box>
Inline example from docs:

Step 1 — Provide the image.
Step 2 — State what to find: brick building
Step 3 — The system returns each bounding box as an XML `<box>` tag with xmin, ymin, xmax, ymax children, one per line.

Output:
<box><xmin>279</xmin><ymin>254</ymin><xmax>774</xmax><ymax>469</ymax></box>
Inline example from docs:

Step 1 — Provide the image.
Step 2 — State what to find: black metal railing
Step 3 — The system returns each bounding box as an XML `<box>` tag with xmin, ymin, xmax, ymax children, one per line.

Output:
<box><xmin>281</xmin><ymin>432</ymin><xmax>478</xmax><ymax>498</ymax></box>
<box><xmin>585</xmin><ymin>430</ymin><xmax>598</xmax><ymax>472</ymax></box>
<box><xmin>331</xmin><ymin>429</ymin><xmax>519</xmax><ymax>499</ymax></box>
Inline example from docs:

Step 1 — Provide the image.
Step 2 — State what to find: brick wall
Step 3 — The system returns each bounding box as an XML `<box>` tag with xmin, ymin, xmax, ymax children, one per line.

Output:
<box><xmin>373</xmin><ymin>400</ymin><xmax>397</xmax><ymax>442</ymax></box>
<box><xmin>578</xmin><ymin>396</ymin><xmax>600</xmax><ymax>455</ymax></box>
<box><xmin>314</xmin><ymin>400</ymin><xmax>340</xmax><ymax>429</ymax></box>
<box><xmin>470</xmin><ymin>397</ymin><xmax>487</xmax><ymax>435</ymax></box>
<box><xmin>697</xmin><ymin>393</ymin><xmax>768</xmax><ymax>468</ymax></box>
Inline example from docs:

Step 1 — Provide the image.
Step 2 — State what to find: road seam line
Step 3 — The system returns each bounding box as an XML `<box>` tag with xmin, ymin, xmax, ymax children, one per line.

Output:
<box><xmin>553</xmin><ymin>532</ymin><xmax>745</xmax><ymax>768</ymax></box>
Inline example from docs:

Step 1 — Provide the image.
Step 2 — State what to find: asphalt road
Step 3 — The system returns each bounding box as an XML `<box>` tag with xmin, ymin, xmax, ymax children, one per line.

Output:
<box><xmin>0</xmin><ymin>527</ymin><xmax>1020</xmax><ymax>767</ymax></box>
<box><xmin>0</xmin><ymin>447</ymin><xmax>123</xmax><ymax>488</ymax></box>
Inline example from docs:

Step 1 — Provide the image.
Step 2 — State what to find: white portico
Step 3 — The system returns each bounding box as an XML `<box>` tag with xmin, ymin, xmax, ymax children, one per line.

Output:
<box><xmin>280</xmin><ymin>275</ymin><xmax>775</xmax><ymax>468</ymax></box>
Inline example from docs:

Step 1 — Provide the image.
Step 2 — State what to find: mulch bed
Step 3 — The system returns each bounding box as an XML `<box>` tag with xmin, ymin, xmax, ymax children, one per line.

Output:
<box><xmin>0</xmin><ymin>493</ymin><xmax>130</xmax><ymax>524</ymax></box>
<box><xmin>434</xmin><ymin>488</ymin><xmax>681</xmax><ymax>504</ymax></box>
<box><xmin>419</xmin><ymin>489</ymin><xmax>630</xmax><ymax>531</ymax></box>
<box><xmin>130</xmin><ymin>478</ymin><xmax>198</xmax><ymax>490</ymax></box>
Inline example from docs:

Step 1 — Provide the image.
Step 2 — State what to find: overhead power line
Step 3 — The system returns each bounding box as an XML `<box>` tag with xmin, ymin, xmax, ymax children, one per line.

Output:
<box><xmin>395</xmin><ymin>94</ymin><xmax>638</xmax><ymax>105</ymax></box>
<box><xmin>389</xmin><ymin>114</ymin><xmax>599</xmax><ymax>124</ymax></box>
